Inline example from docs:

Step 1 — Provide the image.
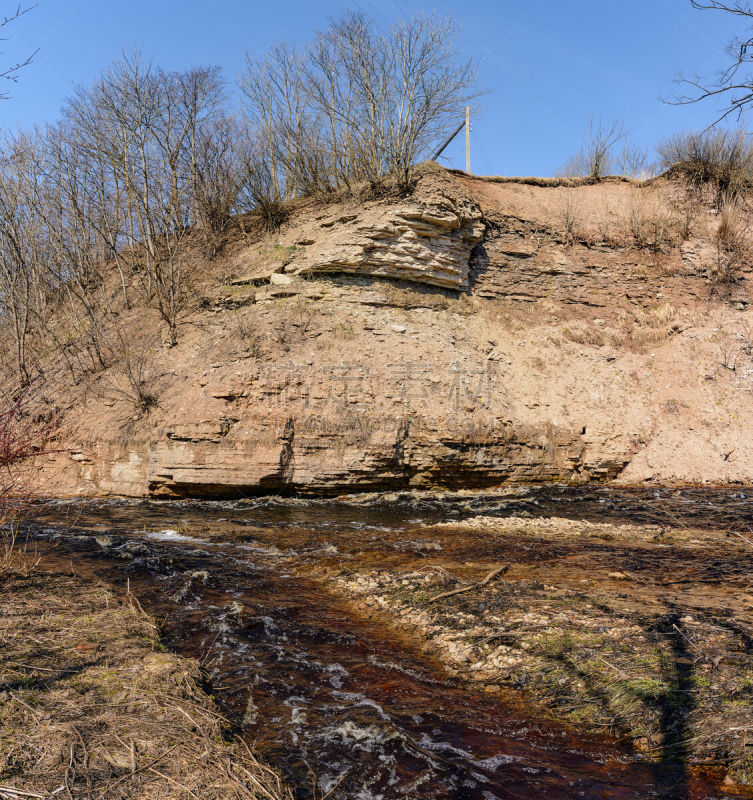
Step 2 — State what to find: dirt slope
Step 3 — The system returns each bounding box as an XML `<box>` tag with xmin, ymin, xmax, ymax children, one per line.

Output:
<box><xmin>28</xmin><ymin>166</ymin><xmax>753</xmax><ymax>496</ymax></box>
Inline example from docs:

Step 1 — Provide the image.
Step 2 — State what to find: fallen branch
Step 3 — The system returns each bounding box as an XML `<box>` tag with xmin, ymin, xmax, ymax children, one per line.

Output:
<box><xmin>147</xmin><ymin>768</ymin><xmax>201</xmax><ymax>800</ymax></box>
<box><xmin>6</xmin><ymin>662</ymin><xmax>78</xmax><ymax>674</ymax></box>
<box><xmin>428</xmin><ymin>564</ymin><xmax>510</xmax><ymax>603</ymax></box>
<box><xmin>595</xmin><ymin>654</ymin><xmax>628</xmax><ymax>678</ymax></box>
<box><xmin>0</xmin><ymin>789</ymin><xmax>46</xmax><ymax>799</ymax></box>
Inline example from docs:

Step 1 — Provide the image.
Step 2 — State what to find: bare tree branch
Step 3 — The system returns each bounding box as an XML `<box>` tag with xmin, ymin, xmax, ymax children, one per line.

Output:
<box><xmin>670</xmin><ymin>1</ymin><xmax>753</xmax><ymax>125</ymax></box>
<box><xmin>0</xmin><ymin>4</ymin><xmax>37</xmax><ymax>99</ymax></box>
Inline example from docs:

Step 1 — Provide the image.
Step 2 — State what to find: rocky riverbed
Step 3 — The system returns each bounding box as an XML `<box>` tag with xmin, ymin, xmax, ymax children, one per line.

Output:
<box><xmin>332</xmin><ymin>515</ymin><xmax>753</xmax><ymax>788</ymax></box>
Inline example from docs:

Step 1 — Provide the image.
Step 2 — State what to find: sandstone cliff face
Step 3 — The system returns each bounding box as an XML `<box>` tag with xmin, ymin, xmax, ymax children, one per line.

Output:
<box><xmin>34</xmin><ymin>170</ymin><xmax>753</xmax><ymax>497</ymax></box>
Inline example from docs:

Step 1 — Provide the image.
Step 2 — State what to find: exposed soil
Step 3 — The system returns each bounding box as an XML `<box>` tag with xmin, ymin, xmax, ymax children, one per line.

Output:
<box><xmin>0</xmin><ymin>558</ymin><xmax>292</xmax><ymax>800</ymax></box>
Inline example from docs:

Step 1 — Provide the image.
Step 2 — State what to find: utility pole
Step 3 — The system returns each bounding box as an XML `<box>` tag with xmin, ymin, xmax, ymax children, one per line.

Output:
<box><xmin>431</xmin><ymin>106</ymin><xmax>473</xmax><ymax>170</ymax></box>
<box><xmin>465</xmin><ymin>105</ymin><xmax>471</xmax><ymax>174</ymax></box>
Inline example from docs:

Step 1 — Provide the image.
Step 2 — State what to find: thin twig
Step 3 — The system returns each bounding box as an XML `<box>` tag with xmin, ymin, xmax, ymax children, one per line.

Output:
<box><xmin>9</xmin><ymin>691</ymin><xmax>40</xmax><ymax>723</ymax></box>
<box><xmin>95</xmin><ymin>743</ymin><xmax>180</xmax><ymax>798</ymax></box>
<box><xmin>730</xmin><ymin>530</ymin><xmax>753</xmax><ymax>548</ymax></box>
<box><xmin>428</xmin><ymin>564</ymin><xmax>510</xmax><ymax>603</ymax></box>
<box><xmin>147</xmin><ymin>768</ymin><xmax>200</xmax><ymax>800</ymax></box>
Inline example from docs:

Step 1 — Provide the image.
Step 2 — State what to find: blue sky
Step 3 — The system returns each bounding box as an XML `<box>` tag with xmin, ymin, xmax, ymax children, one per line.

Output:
<box><xmin>1</xmin><ymin>0</ymin><xmax>748</xmax><ymax>176</ymax></box>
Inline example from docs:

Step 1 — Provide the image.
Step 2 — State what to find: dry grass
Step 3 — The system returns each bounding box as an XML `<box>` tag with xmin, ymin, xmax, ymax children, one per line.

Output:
<box><xmin>560</xmin><ymin>305</ymin><xmax>680</xmax><ymax>352</ymax></box>
<box><xmin>451</xmin><ymin>171</ymin><xmax>650</xmax><ymax>188</ymax></box>
<box><xmin>712</xmin><ymin>201</ymin><xmax>751</xmax><ymax>290</ymax></box>
<box><xmin>382</xmin><ymin>283</ymin><xmax>452</xmax><ymax>310</ymax></box>
<box><xmin>0</xmin><ymin>566</ymin><xmax>292</xmax><ymax>800</ymax></box>
<box><xmin>611</xmin><ymin>304</ymin><xmax>679</xmax><ymax>351</ymax></box>
<box><xmin>0</xmin><ymin>525</ymin><xmax>44</xmax><ymax>582</ymax></box>
<box><xmin>562</xmin><ymin>323</ymin><xmax>606</xmax><ymax>348</ymax></box>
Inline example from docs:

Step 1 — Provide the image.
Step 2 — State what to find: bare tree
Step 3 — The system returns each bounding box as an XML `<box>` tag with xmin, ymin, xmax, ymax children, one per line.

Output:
<box><xmin>241</xmin><ymin>43</ymin><xmax>312</xmax><ymax>197</ymax></box>
<box><xmin>240</xmin><ymin>11</ymin><xmax>480</xmax><ymax>194</ymax></box>
<box><xmin>673</xmin><ymin>1</ymin><xmax>753</xmax><ymax>123</ymax></box>
<box><xmin>619</xmin><ymin>140</ymin><xmax>653</xmax><ymax>179</ymax></box>
<box><xmin>559</xmin><ymin>118</ymin><xmax>626</xmax><ymax>179</ymax></box>
<box><xmin>0</xmin><ymin>4</ymin><xmax>36</xmax><ymax>99</ymax></box>
<box><xmin>0</xmin><ymin>136</ymin><xmax>42</xmax><ymax>385</ymax></box>
<box><xmin>57</xmin><ymin>54</ymin><xmax>235</xmax><ymax>346</ymax></box>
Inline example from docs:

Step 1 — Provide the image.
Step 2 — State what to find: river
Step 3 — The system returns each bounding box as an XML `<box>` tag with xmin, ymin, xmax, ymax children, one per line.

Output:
<box><xmin>19</xmin><ymin>486</ymin><xmax>753</xmax><ymax>799</ymax></box>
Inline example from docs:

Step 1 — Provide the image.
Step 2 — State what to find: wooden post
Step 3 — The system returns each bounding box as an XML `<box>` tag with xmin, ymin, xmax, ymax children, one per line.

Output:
<box><xmin>465</xmin><ymin>105</ymin><xmax>471</xmax><ymax>174</ymax></box>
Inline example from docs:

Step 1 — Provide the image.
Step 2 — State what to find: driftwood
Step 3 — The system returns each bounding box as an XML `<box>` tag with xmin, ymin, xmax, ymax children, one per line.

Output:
<box><xmin>428</xmin><ymin>564</ymin><xmax>510</xmax><ymax>603</ymax></box>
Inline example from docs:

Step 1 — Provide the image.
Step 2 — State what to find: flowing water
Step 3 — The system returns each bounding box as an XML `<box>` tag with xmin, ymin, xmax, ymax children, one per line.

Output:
<box><xmin>20</xmin><ymin>486</ymin><xmax>753</xmax><ymax>799</ymax></box>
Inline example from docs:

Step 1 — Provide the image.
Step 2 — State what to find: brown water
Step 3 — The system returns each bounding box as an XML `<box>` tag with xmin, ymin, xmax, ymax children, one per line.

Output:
<box><xmin>20</xmin><ymin>487</ymin><xmax>753</xmax><ymax>799</ymax></box>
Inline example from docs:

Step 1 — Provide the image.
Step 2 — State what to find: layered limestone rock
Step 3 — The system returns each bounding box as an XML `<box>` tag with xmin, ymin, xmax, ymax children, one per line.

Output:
<box><xmin>62</xmin><ymin>416</ymin><xmax>627</xmax><ymax>499</ymax></box>
<box><xmin>268</xmin><ymin>170</ymin><xmax>485</xmax><ymax>291</ymax></box>
<box><xmin>43</xmin><ymin>337</ymin><xmax>638</xmax><ymax>499</ymax></box>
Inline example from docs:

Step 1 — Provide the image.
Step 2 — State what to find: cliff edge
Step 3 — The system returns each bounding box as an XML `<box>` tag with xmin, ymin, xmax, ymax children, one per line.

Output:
<box><xmin>28</xmin><ymin>167</ymin><xmax>753</xmax><ymax>496</ymax></box>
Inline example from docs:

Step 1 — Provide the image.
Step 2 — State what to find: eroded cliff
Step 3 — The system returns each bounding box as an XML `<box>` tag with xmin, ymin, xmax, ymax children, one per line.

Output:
<box><xmin>30</xmin><ymin>167</ymin><xmax>753</xmax><ymax>497</ymax></box>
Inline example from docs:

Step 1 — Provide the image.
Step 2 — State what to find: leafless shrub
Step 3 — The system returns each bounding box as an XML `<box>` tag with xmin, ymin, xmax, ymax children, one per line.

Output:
<box><xmin>562</xmin><ymin>195</ymin><xmax>579</xmax><ymax>244</ymax></box>
<box><xmin>739</xmin><ymin>320</ymin><xmax>753</xmax><ymax>355</ymax></box>
<box><xmin>670</xmin><ymin>195</ymin><xmax>699</xmax><ymax>240</ymax></box>
<box><xmin>274</xmin><ymin>298</ymin><xmax>319</xmax><ymax>351</ymax></box>
<box><xmin>559</xmin><ymin>119</ymin><xmax>626</xmax><ymax>179</ymax></box>
<box><xmin>292</xmin><ymin>298</ymin><xmax>318</xmax><ymax>336</ymax></box>
<box><xmin>712</xmin><ymin>200</ymin><xmax>750</xmax><ymax>287</ymax></box>
<box><xmin>627</xmin><ymin>199</ymin><xmax>682</xmax><ymax>253</ymax></box>
<box><xmin>105</xmin><ymin>336</ymin><xmax>162</xmax><ymax>417</ymax></box>
<box><xmin>658</xmin><ymin>129</ymin><xmax>753</xmax><ymax>205</ymax></box>
<box><xmin>235</xmin><ymin>310</ymin><xmax>264</xmax><ymax>357</ymax></box>
<box><xmin>0</xmin><ymin>391</ymin><xmax>46</xmax><ymax>578</ymax></box>
<box><xmin>238</xmin><ymin>136</ymin><xmax>288</xmax><ymax>232</ymax></box>
<box><xmin>719</xmin><ymin>340</ymin><xmax>740</xmax><ymax>371</ymax></box>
